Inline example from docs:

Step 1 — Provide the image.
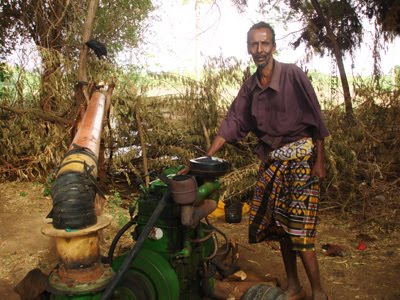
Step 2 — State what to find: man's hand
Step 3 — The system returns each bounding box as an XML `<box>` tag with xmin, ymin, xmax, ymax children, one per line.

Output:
<box><xmin>311</xmin><ymin>139</ymin><xmax>326</xmax><ymax>181</ymax></box>
<box><xmin>177</xmin><ymin>166</ymin><xmax>190</xmax><ymax>175</ymax></box>
<box><xmin>311</xmin><ymin>158</ymin><xmax>326</xmax><ymax>181</ymax></box>
<box><xmin>205</xmin><ymin>135</ymin><xmax>226</xmax><ymax>157</ymax></box>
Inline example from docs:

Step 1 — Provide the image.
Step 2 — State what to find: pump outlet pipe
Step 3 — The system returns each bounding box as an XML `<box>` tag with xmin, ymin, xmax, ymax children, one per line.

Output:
<box><xmin>51</xmin><ymin>91</ymin><xmax>107</xmax><ymax>229</ymax></box>
<box><xmin>42</xmin><ymin>91</ymin><xmax>114</xmax><ymax>294</ymax></box>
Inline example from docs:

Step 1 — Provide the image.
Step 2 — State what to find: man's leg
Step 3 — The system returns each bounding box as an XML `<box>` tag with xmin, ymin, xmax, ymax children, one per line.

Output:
<box><xmin>298</xmin><ymin>250</ymin><xmax>327</xmax><ymax>300</ymax></box>
<box><xmin>279</xmin><ymin>236</ymin><xmax>302</xmax><ymax>296</ymax></box>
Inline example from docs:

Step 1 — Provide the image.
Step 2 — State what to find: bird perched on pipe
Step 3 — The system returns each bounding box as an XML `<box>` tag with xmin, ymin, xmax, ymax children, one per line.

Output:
<box><xmin>86</xmin><ymin>39</ymin><xmax>107</xmax><ymax>59</ymax></box>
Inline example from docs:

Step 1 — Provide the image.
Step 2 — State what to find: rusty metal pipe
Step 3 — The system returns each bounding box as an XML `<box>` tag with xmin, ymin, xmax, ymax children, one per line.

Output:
<box><xmin>70</xmin><ymin>91</ymin><xmax>106</xmax><ymax>157</ymax></box>
<box><xmin>52</xmin><ymin>91</ymin><xmax>107</xmax><ymax>229</ymax></box>
<box><xmin>181</xmin><ymin>200</ymin><xmax>218</xmax><ymax>227</ymax></box>
<box><xmin>42</xmin><ymin>90</ymin><xmax>114</xmax><ymax>294</ymax></box>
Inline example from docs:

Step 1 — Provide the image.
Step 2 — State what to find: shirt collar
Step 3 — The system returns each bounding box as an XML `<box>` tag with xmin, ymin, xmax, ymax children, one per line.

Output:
<box><xmin>251</xmin><ymin>59</ymin><xmax>281</xmax><ymax>92</ymax></box>
<box><xmin>269</xmin><ymin>60</ymin><xmax>281</xmax><ymax>92</ymax></box>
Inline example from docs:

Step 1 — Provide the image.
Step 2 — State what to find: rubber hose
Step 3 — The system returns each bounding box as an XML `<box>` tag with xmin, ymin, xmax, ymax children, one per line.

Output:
<box><xmin>206</xmin><ymin>217</ymin><xmax>230</xmax><ymax>256</ymax></box>
<box><xmin>100</xmin><ymin>190</ymin><xmax>171</xmax><ymax>300</ymax></box>
<box><xmin>107</xmin><ymin>217</ymin><xmax>137</xmax><ymax>265</ymax></box>
<box><xmin>51</xmin><ymin>172</ymin><xmax>97</xmax><ymax>229</ymax></box>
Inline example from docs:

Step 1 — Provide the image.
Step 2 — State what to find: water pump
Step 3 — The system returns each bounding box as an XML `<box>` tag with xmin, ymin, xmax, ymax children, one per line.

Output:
<box><xmin>103</xmin><ymin>158</ymin><xmax>232</xmax><ymax>300</ymax></box>
<box><xmin>45</xmin><ymin>157</ymin><xmax>242</xmax><ymax>300</ymax></box>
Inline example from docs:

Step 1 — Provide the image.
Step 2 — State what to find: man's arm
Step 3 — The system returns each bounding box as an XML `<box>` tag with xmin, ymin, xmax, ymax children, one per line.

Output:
<box><xmin>205</xmin><ymin>135</ymin><xmax>226</xmax><ymax>156</ymax></box>
<box><xmin>311</xmin><ymin>138</ymin><xmax>326</xmax><ymax>181</ymax></box>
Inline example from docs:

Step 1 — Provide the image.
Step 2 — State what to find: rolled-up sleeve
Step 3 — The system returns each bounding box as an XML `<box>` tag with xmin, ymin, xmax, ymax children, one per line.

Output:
<box><xmin>217</xmin><ymin>84</ymin><xmax>254</xmax><ymax>143</ymax></box>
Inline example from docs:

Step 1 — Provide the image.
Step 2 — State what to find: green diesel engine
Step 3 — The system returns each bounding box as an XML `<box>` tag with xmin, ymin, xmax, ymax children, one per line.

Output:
<box><xmin>109</xmin><ymin>164</ymin><xmax>224</xmax><ymax>300</ymax></box>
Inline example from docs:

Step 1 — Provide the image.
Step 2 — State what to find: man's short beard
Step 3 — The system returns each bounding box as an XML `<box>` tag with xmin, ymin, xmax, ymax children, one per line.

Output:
<box><xmin>257</xmin><ymin>62</ymin><xmax>267</xmax><ymax>69</ymax></box>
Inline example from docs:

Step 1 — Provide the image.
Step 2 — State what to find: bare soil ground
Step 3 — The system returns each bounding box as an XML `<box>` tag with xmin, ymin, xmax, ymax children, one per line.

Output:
<box><xmin>0</xmin><ymin>181</ymin><xmax>399</xmax><ymax>300</ymax></box>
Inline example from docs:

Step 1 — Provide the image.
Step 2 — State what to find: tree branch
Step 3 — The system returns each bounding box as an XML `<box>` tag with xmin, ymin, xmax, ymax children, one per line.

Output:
<box><xmin>0</xmin><ymin>104</ymin><xmax>73</xmax><ymax>125</ymax></box>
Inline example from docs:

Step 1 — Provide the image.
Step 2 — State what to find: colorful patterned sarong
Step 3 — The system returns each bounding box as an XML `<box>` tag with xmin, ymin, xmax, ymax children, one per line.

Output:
<box><xmin>249</xmin><ymin>138</ymin><xmax>319</xmax><ymax>251</ymax></box>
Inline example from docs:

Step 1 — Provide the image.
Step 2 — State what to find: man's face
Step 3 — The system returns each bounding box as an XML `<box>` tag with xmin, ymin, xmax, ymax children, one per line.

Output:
<box><xmin>247</xmin><ymin>28</ymin><xmax>276</xmax><ymax>69</ymax></box>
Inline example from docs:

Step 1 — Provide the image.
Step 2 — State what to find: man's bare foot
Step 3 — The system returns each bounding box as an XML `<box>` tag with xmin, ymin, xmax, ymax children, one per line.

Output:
<box><xmin>285</xmin><ymin>286</ymin><xmax>306</xmax><ymax>300</ymax></box>
<box><xmin>312</xmin><ymin>290</ymin><xmax>329</xmax><ymax>300</ymax></box>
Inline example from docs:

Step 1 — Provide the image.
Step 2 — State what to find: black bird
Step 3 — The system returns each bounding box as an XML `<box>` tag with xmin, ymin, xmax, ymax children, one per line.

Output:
<box><xmin>85</xmin><ymin>39</ymin><xmax>107</xmax><ymax>59</ymax></box>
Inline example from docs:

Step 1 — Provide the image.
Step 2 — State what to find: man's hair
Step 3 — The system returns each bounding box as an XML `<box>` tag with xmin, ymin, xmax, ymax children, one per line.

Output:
<box><xmin>247</xmin><ymin>22</ymin><xmax>276</xmax><ymax>46</ymax></box>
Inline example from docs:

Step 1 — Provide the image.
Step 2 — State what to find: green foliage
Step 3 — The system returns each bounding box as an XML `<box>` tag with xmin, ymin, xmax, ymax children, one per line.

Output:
<box><xmin>290</xmin><ymin>0</ymin><xmax>362</xmax><ymax>56</ymax></box>
<box><xmin>0</xmin><ymin>63</ymin><xmax>13</xmax><ymax>98</ymax></box>
<box><xmin>0</xmin><ymin>58</ymin><xmax>73</xmax><ymax>180</ymax></box>
<box><xmin>0</xmin><ymin>63</ymin><xmax>40</xmax><ymax>106</ymax></box>
<box><xmin>43</xmin><ymin>174</ymin><xmax>55</xmax><ymax>197</ymax></box>
<box><xmin>348</xmin><ymin>66</ymin><xmax>400</xmax><ymax>93</ymax></box>
<box><xmin>95</xmin><ymin>0</ymin><xmax>153</xmax><ymax>53</ymax></box>
<box><xmin>395</xmin><ymin>66</ymin><xmax>400</xmax><ymax>85</ymax></box>
<box><xmin>108</xmin><ymin>190</ymin><xmax>129</xmax><ymax>227</ymax></box>
<box><xmin>0</xmin><ymin>0</ymin><xmax>153</xmax><ymax>58</ymax></box>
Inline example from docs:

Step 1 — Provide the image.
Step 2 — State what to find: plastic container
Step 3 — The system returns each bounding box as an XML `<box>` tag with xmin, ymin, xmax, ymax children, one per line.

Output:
<box><xmin>224</xmin><ymin>202</ymin><xmax>243</xmax><ymax>223</ymax></box>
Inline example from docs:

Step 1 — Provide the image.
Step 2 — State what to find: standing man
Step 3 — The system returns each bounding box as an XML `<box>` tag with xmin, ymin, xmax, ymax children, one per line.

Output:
<box><xmin>205</xmin><ymin>22</ymin><xmax>329</xmax><ymax>300</ymax></box>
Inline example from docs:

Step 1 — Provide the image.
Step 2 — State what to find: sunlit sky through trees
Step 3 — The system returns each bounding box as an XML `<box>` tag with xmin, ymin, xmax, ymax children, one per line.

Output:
<box><xmin>5</xmin><ymin>0</ymin><xmax>400</xmax><ymax>77</ymax></box>
<box><xmin>121</xmin><ymin>0</ymin><xmax>400</xmax><ymax>77</ymax></box>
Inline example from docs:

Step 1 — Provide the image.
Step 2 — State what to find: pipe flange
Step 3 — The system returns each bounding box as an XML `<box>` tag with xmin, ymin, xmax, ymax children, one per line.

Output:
<box><xmin>48</xmin><ymin>263</ymin><xmax>115</xmax><ymax>295</ymax></box>
<box><xmin>41</xmin><ymin>215</ymin><xmax>112</xmax><ymax>238</ymax></box>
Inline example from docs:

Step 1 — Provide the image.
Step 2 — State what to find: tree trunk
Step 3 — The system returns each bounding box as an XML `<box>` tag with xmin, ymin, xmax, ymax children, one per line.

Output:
<box><xmin>77</xmin><ymin>0</ymin><xmax>100</xmax><ymax>89</ymax></box>
<box><xmin>310</xmin><ymin>0</ymin><xmax>354</xmax><ymax>120</ymax></box>
<box><xmin>76</xmin><ymin>0</ymin><xmax>100</xmax><ymax>104</ymax></box>
<box><xmin>73</xmin><ymin>0</ymin><xmax>100</xmax><ymax>137</ymax></box>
